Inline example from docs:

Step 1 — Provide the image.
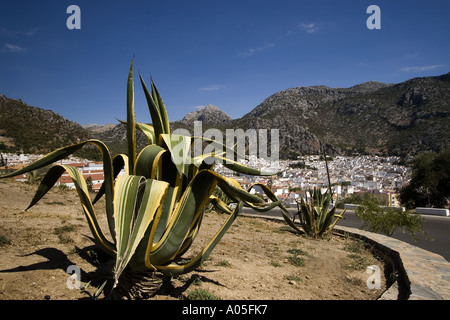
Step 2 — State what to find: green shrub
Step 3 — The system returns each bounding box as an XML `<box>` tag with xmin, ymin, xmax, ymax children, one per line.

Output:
<box><xmin>187</xmin><ymin>288</ymin><xmax>221</xmax><ymax>300</ymax></box>
<box><xmin>288</xmin><ymin>255</ymin><xmax>305</xmax><ymax>267</ymax></box>
<box><xmin>355</xmin><ymin>193</ymin><xmax>428</xmax><ymax>240</ymax></box>
<box><xmin>0</xmin><ymin>234</ymin><xmax>11</xmax><ymax>247</ymax></box>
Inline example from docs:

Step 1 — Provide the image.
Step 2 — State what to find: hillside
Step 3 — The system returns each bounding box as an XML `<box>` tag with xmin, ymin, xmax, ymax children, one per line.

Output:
<box><xmin>85</xmin><ymin>122</ymin><xmax>149</xmax><ymax>157</ymax></box>
<box><xmin>2</xmin><ymin>72</ymin><xmax>449</xmax><ymax>159</ymax></box>
<box><xmin>233</xmin><ymin>72</ymin><xmax>450</xmax><ymax>157</ymax></box>
<box><xmin>0</xmin><ymin>95</ymin><xmax>91</xmax><ymax>155</ymax></box>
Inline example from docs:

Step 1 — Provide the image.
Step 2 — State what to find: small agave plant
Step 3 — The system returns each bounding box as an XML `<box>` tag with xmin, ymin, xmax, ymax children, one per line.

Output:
<box><xmin>0</xmin><ymin>60</ymin><xmax>285</xmax><ymax>299</ymax></box>
<box><xmin>296</xmin><ymin>187</ymin><xmax>346</xmax><ymax>238</ymax></box>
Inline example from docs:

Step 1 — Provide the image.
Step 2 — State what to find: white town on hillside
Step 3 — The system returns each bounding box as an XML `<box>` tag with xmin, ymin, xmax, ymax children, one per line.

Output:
<box><xmin>1</xmin><ymin>152</ymin><xmax>410</xmax><ymax>209</ymax></box>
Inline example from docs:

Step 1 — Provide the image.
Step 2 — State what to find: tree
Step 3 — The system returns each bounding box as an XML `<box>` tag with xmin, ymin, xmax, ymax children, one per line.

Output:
<box><xmin>356</xmin><ymin>193</ymin><xmax>427</xmax><ymax>241</ymax></box>
<box><xmin>400</xmin><ymin>149</ymin><xmax>450</xmax><ymax>208</ymax></box>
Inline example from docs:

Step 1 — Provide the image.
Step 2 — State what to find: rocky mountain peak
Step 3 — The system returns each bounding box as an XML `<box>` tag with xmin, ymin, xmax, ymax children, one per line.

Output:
<box><xmin>180</xmin><ymin>104</ymin><xmax>232</xmax><ymax>125</ymax></box>
<box><xmin>347</xmin><ymin>81</ymin><xmax>392</xmax><ymax>92</ymax></box>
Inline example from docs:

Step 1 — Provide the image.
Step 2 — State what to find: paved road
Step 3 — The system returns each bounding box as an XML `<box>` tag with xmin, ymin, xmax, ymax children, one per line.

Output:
<box><xmin>241</xmin><ymin>207</ymin><xmax>450</xmax><ymax>262</ymax></box>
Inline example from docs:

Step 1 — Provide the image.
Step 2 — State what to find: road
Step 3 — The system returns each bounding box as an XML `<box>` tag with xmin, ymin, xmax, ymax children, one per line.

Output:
<box><xmin>241</xmin><ymin>207</ymin><xmax>450</xmax><ymax>262</ymax></box>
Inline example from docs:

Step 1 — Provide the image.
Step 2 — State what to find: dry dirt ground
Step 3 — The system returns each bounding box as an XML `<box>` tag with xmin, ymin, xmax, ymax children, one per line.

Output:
<box><xmin>0</xmin><ymin>179</ymin><xmax>389</xmax><ymax>300</ymax></box>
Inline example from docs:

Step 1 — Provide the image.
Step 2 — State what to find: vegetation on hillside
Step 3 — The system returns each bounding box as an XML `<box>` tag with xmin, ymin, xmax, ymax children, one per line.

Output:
<box><xmin>355</xmin><ymin>193</ymin><xmax>427</xmax><ymax>241</ymax></box>
<box><xmin>400</xmin><ymin>148</ymin><xmax>450</xmax><ymax>209</ymax></box>
<box><xmin>0</xmin><ymin>95</ymin><xmax>98</xmax><ymax>159</ymax></box>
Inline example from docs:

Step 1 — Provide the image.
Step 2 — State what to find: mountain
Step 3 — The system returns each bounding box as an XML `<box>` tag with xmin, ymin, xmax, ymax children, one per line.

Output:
<box><xmin>178</xmin><ymin>104</ymin><xmax>232</xmax><ymax>126</ymax></box>
<box><xmin>81</xmin><ymin>123</ymin><xmax>116</xmax><ymax>133</ymax></box>
<box><xmin>85</xmin><ymin>122</ymin><xmax>150</xmax><ymax>157</ymax></box>
<box><xmin>2</xmin><ymin>72</ymin><xmax>449</xmax><ymax>160</ymax></box>
<box><xmin>0</xmin><ymin>95</ymin><xmax>91</xmax><ymax>155</ymax></box>
<box><xmin>232</xmin><ymin>73</ymin><xmax>450</xmax><ymax>157</ymax></box>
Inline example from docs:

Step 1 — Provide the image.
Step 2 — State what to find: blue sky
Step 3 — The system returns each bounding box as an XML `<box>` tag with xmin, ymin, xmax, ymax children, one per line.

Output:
<box><xmin>0</xmin><ymin>0</ymin><xmax>449</xmax><ymax>125</ymax></box>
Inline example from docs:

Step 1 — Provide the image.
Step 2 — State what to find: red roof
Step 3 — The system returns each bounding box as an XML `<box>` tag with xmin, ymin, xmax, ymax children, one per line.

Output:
<box><xmin>57</xmin><ymin>172</ymin><xmax>104</xmax><ymax>184</ymax></box>
<box><xmin>65</xmin><ymin>163</ymin><xmax>85</xmax><ymax>168</ymax></box>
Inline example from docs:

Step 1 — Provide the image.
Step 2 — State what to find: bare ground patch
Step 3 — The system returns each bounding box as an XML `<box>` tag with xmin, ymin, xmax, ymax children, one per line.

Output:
<box><xmin>0</xmin><ymin>179</ymin><xmax>388</xmax><ymax>300</ymax></box>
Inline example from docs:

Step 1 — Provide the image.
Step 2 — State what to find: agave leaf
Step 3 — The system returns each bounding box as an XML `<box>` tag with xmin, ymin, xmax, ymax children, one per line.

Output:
<box><xmin>0</xmin><ymin>139</ymin><xmax>116</xmax><ymax>241</ymax></box>
<box><xmin>191</xmin><ymin>136</ymin><xmax>243</xmax><ymax>166</ymax></box>
<box><xmin>28</xmin><ymin>164</ymin><xmax>116</xmax><ymax>256</ymax></box>
<box><xmin>212</xmin><ymin>155</ymin><xmax>278</xmax><ymax>176</ymax></box>
<box><xmin>134</xmin><ymin>145</ymin><xmax>166</xmax><ymax>178</ymax></box>
<box><xmin>156</xmin><ymin>202</ymin><xmax>243</xmax><ymax>276</ymax></box>
<box><xmin>127</xmin><ymin>185</ymin><xmax>179</xmax><ymax>272</ymax></box>
<box><xmin>93</xmin><ymin>153</ymin><xmax>128</xmax><ymax>204</ymax></box>
<box><xmin>149</xmin><ymin>170</ymin><xmax>217</xmax><ymax>266</ymax></box>
<box><xmin>216</xmin><ymin>177</ymin><xmax>265</xmax><ymax>206</ymax></box>
<box><xmin>318</xmin><ymin>206</ymin><xmax>336</xmax><ymax>236</ymax></box>
<box><xmin>299</xmin><ymin>198</ymin><xmax>313</xmax><ymax>234</ymax></box>
<box><xmin>328</xmin><ymin>208</ymin><xmax>346</xmax><ymax>230</ymax></box>
<box><xmin>134</xmin><ymin>144</ymin><xmax>180</xmax><ymax>209</ymax></box>
<box><xmin>0</xmin><ymin>140</ymin><xmax>97</xmax><ymax>179</ymax></box>
<box><xmin>190</xmin><ymin>135</ymin><xmax>263</xmax><ymax>176</ymax></box>
<box><xmin>126</xmin><ymin>59</ymin><xmax>136</xmax><ymax>172</ymax></box>
<box><xmin>150</xmin><ymin>186</ymin><xmax>178</xmax><ymax>244</ymax></box>
<box><xmin>25</xmin><ymin>165</ymin><xmax>66</xmax><ymax>211</ymax></box>
<box><xmin>63</xmin><ymin>165</ymin><xmax>116</xmax><ymax>256</ymax></box>
<box><xmin>318</xmin><ymin>192</ymin><xmax>331</xmax><ymax>227</ymax></box>
<box><xmin>136</xmin><ymin>122</ymin><xmax>156</xmax><ymax>145</ymax></box>
<box><xmin>149</xmin><ymin>169</ymin><xmax>276</xmax><ymax>270</ymax></box>
<box><xmin>139</xmin><ymin>74</ymin><xmax>165</xmax><ymax>141</ymax></box>
<box><xmin>113</xmin><ymin>175</ymin><xmax>169</xmax><ymax>283</ymax></box>
<box><xmin>250</xmin><ymin>183</ymin><xmax>303</xmax><ymax>233</ymax></box>
<box><xmin>209</xmin><ymin>195</ymin><xmax>234</xmax><ymax>214</ymax></box>
<box><xmin>150</xmin><ymin>78</ymin><xmax>170</xmax><ymax>134</ymax></box>
<box><xmin>172</xmin><ymin>208</ymin><xmax>204</xmax><ymax>261</ymax></box>
<box><xmin>118</xmin><ymin>119</ymin><xmax>156</xmax><ymax>145</ymax></box>
<box><xmin>160</xmin><ymin>133</ymin><xmax>192</xmax><ymax>177</ymax></box>
<box><xmin>133</xmin><ymin>144</ymin><xmax>184</xmax><ymax>250</ymax></box>
<box><xmin>114</xmin><ymin>175</ymin><xmax>142</xmax><ymax>264</ymax></box>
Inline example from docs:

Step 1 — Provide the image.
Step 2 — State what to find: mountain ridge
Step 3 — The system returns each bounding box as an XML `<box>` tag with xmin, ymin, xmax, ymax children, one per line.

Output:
<box><xmin>1</xmin><ymin>72</ymin><xmax>449</xmax><ymax>159</ymax></box>
<box><xmin>0</xmin><ymin>94</ymin><xmax>91</xmax><ymax>155</ymax></box>
<box><xmin>232</xmin><ymin>72</ymin><xmax>450</xmax><ymax>157</ymax></box>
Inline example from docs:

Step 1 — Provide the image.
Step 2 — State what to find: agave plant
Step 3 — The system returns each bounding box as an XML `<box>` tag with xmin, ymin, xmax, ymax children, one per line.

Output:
<box><xmin>296</xmin><ymin>187</ymin><xmax>346</xmax><ymax>238</ymax></box>
<box><xmin>0</xmin><ymin>60</ymin><xmax>286</xmax><ymax>298</ymax></box>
